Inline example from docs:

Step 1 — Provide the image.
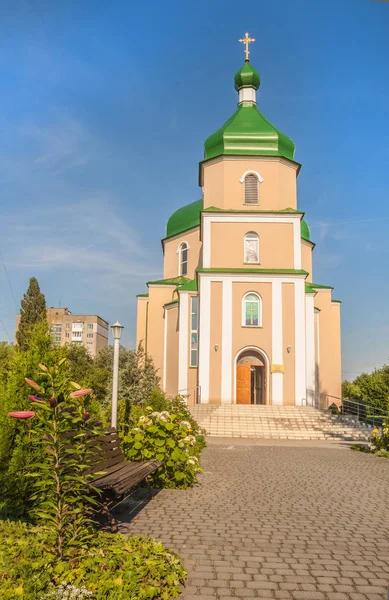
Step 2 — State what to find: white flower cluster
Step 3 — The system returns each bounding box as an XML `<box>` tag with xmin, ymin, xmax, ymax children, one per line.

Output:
<box><xmin>180</xmin><ymin>420</ymin><xmax>192</xmax><ymax>429</ymax></box>
<box><xmin>138</xmin><ymin>415</ymin><xmax>152</xmax><ymax>427</ymax></box>
<box><xmin>180</xmin><ymin>435</ymin><xmax>197</xmax><ymax>447</ymax></box>
<box><xmin>150</xmin><ymin>410</ymin><xmax>170</xmax><ymax>423</ymax></box>
<box><xmin>187</xmin><ymin>457</ymin><xmax>199</xmax><ymax>466</ymax></box>
<box><xmin>40</xmin><ymin>582</ymin><xmax>94</xmax><ymax>600</ymax></box>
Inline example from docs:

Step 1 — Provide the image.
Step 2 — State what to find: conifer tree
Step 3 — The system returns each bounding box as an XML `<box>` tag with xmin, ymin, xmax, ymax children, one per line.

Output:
<box><xmin>16</xmin><ymin>277</ymin><xmax>47</xmax><ymax>350</ymax></box>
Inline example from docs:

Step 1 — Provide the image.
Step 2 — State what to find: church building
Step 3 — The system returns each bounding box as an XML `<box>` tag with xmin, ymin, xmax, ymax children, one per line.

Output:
<box><xmin>136</xmin><ymin>37</ymin><xmax>341</xmax><ymax>406</ymax></box>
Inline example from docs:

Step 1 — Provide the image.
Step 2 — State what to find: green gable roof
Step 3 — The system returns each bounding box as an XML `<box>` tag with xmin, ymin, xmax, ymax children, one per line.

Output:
<box><xmin>147</xmin><ymin>276</ymin><xmax>190</xmax><ymax>287</ymax></box>
<box><xmin>178</xmin><ymin>278</ymin><xmax>198</xmax><ymax>291</ymax></box>
<box><xmin>166</xmin><ymin>199</ymin><xmax>202</xmax><ymax>238</ymax></box>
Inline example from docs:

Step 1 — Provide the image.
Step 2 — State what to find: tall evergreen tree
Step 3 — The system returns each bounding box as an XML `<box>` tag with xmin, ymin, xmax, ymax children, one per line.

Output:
<box><xmin>16</xmin><ymin>277</ymin><xmax>47</xmax><ymax>350</ymax></box>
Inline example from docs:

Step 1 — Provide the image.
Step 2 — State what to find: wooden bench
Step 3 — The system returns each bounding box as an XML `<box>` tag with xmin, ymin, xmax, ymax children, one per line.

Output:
<box><xmin>87</xmin><ymin>427</ymin><xmax>161</xmax><ymax>512</ymax></box>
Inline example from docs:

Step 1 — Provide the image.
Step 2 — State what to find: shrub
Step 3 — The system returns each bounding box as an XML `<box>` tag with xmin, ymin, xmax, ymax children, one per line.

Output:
<box><xmin>41</xmin><ymin>582</ymin><xmax>94</xmax><ymax>599</ymax></box>
<box><xmin>0</xmin><ymin>520</ymin><xmax>185</xmax><ymax>600</ymax></box>
<box><xmin>122</xmin><ymin>405</ymin><xmax>204</xmax><ymax>488</ymax></box>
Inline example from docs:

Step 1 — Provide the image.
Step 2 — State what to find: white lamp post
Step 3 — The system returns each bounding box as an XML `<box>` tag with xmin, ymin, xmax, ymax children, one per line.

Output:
<box><xmin>111</xmin><ymin>321</ymin><xmax>124</xmax><ymax>429</ymax></box>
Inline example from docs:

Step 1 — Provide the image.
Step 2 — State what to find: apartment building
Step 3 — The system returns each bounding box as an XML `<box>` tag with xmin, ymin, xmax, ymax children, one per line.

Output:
<box><xmin>16</xmin><ymin>307</ymin><xmax>109</xmax><ymax>358</ymax></box>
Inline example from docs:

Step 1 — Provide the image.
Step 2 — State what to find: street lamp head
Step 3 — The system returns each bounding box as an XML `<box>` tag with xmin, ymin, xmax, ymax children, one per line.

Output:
<box><xmin>111</xmin><ymin>320</ymin><xmax>124</xmax><ymax>340</ymax></box>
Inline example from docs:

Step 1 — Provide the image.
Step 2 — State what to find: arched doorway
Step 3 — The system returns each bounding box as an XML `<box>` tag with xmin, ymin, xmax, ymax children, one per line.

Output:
<box><xmin>236</xmin><ymin>349</ymin><xmax>268</xmax><ymax>405</ymax></box>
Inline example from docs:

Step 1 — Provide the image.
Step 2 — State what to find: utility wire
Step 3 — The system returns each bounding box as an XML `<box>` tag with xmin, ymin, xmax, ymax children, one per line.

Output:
<box><xmin>0</xmin><ymin>319</ymin><xmax>11</xmax><ymax>342</ymax></box>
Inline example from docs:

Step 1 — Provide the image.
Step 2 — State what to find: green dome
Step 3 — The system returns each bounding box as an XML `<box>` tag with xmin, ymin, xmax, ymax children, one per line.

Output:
<box><xmin>301</xmin><ymin>219</ymin><xmax>311</xmax><ymax>241</ymax></box>
<box><xmin>234</xmin><ymin>62</ymin><xmax>260</xmax><ymax>91</ymax></box>
<box><xmin>166</xmin><ymin>199</ymin><xmax>203</xmax><ymax>238</ymax></box>
<box><xmin>204</xmin><ymin>103</ymin><xmax>295</xmax><ymax>161</ymax></box>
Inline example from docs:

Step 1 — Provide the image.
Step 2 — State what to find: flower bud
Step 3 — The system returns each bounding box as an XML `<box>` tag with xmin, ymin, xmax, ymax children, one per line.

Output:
<box><xmin>28</xmin><ymin>395</ymin><xmax>45</xmax><ymax>404</ymax></box>
<box><xmin>49</xmin><ymin>397</ymin><xmax>57</xmax><ymax>408</ymax></box>
<box><xmin>83</xmin><ymin>411</ymin><xmax>90</xmax><ymax>421</ymax></box>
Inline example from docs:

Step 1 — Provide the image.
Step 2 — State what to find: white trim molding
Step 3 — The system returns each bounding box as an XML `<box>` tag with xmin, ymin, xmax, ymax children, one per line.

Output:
<box><xmin>163</xmin><ymin>307</ymin><xmax>168</xmax><ymax>392</ymax></box>
<box><xmin>305</xmin><ymin>294</ymin><xmax>315</xmax><ymax>398</ymax></box>
<box><xmin>239</xmin><ymin>170</ymin><xmax>264</xmax><ymax>183</ymax></box>
<box><xmin>294</xmin><ymin>279</ymin><xmax>306</xmax><ymax>405</ymax></box>
<box><xmin>198</xmin><ymin>277</ymin><xmax>211</xmax><ymax>403</ymax></box>
<box><xmin>221</xmin><ymin>279</ymin><xmax>232</xmax><ymax>403</ymax></box>
<box><xmin>178</xmin><ymin>292</ymin><xmax>189</xmax><ymax>394</ymax></box>
<box><xmin>201</xmin><ymin>213</ymin><xmax>302</xmax><ymax>270</ymax></box>
<box><xmin>233</xmin><ymin>346</ymin><xmax>270</xmax><ymax>405</ymax></box>
<box><xmin>271</xmin><ymin>280</ymin><xmax>283</xmax><ymax>405</ymax></box>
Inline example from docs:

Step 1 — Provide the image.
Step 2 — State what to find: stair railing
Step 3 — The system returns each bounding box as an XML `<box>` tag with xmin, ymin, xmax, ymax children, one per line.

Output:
<box><xmin>304</xmin><ymin>390</ymin><xmax>389</xmax><ymax>429</ymax></box>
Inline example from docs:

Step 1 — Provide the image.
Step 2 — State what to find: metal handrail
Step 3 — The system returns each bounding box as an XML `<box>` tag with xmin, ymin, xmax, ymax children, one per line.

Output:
<box><xmin>177</xmin><ymin>386</ymin><xmax>201</xmax><ymax>405</ymax></box>
<box><xmin>304</xmin><ymin>390</ymin><xmax>389</xmax><ymax>428</ymax></box>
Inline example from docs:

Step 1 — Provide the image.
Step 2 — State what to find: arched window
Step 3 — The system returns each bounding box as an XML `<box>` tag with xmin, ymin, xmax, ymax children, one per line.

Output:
<box><xmin>242</xmin><ymin>293</ymin><xmax>262</xmax><ymax>327</ymax></box>
<box><xmin>244</xmin><ymin>232</ymin><xmax>259</xmax><ymax>264</ymax></box>
<box><xmin>244</xmin><ymin>173</ymin><xmax>259</xmax><ymax>204</ymax></box>
<box><xmin>179</xmin><ymin>242</ymin><xmax>188</xmax><ymax>276</ymax></box>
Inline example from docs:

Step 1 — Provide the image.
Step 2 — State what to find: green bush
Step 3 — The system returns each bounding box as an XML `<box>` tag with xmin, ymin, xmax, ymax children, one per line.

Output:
<box><xmin>122</xmin><ymin>403</ymin><xmax>205</xmax><ymax>488</ymax></box>
<box><xmin>0</xmin><ymin>520</ymin><xmax>185</xmax><ymax>599</ymax></box>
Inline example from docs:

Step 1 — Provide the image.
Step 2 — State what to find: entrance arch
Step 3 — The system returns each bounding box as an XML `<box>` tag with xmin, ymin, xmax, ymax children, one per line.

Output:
<box><xmin>234</xmin><ymin>347</ymin><xmax>269</xmax><ymax>405</ymax></box>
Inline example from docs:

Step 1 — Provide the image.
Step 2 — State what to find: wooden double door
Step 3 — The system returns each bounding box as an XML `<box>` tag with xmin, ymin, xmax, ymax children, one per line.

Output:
<box><xmin>236</xmin><ymin>363</ymin><xmax>266</xmax><ymax>404</ymax></box>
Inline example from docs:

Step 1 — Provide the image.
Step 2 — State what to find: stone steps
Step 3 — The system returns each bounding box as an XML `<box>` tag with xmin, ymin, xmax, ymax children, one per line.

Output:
<box><xmin>188</xmin><ymin>405</ymin><xmax>372</xmax><ymax>441</ymax></box>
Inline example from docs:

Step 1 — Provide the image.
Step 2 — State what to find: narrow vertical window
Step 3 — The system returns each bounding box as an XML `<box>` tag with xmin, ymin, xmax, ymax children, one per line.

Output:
<box><xmin>244</xmin><ymin>173</ymin><xmax>259</xmax><ymax>204</ymax></box>
<box><xmin>243</xmin><ymin>293</ymin><xmax>261</xmax><ymax>327</ymax></box>
<box><xmin>190</xmin><ymin>296</ymin><xmax>198</xmax><ymax>367</ymax></box>
<box><xmin>244</xmin><ymin>232</ymin><xmax>259</xmax><ymax>263</ymax></box>
<box><xmin>179</xmin><ymin>242</ymin><xmax>188</xmax><ymax>276</ymax></box>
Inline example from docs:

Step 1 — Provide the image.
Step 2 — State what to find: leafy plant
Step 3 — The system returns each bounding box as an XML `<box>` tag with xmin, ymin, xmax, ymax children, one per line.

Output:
<box><xmin>0</xmin><ymin>520</ymin><xmax>186</xmax><ymax>600</ymax></box>
<box><xmin>122</xmin><ymin>405</ymin><xmax>204</xmax><ymax>488</ymax></box>
<box><xmin>8</xmin><ymin>360</ymin><xmax>105</xmax><ymax>560</ymax></box>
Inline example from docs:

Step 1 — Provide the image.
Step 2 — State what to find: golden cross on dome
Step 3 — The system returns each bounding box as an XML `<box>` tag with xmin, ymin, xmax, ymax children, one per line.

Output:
<box><xmin>239</xmin><ymin>32</ymin><xmax>256</xmax><ymax>62</ymax></box>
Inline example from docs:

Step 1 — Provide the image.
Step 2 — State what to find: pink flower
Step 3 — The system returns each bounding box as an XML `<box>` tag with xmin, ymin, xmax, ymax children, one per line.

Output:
<box><xmin>69</xmin><ymin>388</ymin><xmax>92</xmax><ymax>398</ymax></box>
<box><xmin>28</xmin><ymin>395</ymin><xmax>45</xmax><ymax>404</ymax></box>
<box><xmin>8</xmin><ymin>411</ymin><xmax>36</xmax><ymax>419</ymax></box>
<box><xmin>83</xmin><ymin>411</ymin><xmax>90</xmax><ymax>421</ymax></box>
<box><xmin>25</xmin><ymin>378</ymin><xmax>41</xmax><ymax>391</ymax></box>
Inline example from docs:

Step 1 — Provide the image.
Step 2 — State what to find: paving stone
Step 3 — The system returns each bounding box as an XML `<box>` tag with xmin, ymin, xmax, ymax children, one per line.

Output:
<box><xmin>117</xmin><ymin>441</ymin><xmax>389</xmax><ymax>599</ymax></box>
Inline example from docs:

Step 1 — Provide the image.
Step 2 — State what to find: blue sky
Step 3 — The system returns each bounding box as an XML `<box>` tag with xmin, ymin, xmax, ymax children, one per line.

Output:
<box><xmin>0</xmin><ymin>0</ymin><xmax>388</xmax><ymax>380</ymax></box>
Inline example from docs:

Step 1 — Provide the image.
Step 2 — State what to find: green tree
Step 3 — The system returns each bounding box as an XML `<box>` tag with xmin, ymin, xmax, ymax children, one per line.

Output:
<box><xmin>342</xmin><ymin>366</ymin><xmax>389</xmax><ymax>413</ymax></box>
<box><xmin>16</xmin><ymin>277</ymin><xmax>47</xmax><ymax>350</ymax></box>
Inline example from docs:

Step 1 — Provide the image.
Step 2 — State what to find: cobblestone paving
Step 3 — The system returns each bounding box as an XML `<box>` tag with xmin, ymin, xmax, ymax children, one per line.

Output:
<box><xmin>120</xmin><ymin>442</ymin><xmax>389</xmax><ymax>599</ymax></box>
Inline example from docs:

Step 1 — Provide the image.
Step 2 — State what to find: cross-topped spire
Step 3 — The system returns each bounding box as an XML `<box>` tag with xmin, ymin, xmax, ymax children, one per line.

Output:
<box><xmin>239</xmin><ymin>32</ymin><xmax>255</xmax><ymax>62</ymax></box>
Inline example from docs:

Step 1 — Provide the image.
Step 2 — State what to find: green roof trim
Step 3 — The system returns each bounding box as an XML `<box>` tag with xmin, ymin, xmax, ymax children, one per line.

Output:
<box><xmin>136</xmin><ymin>293</ymin><xmax>149</xmax><ymax>298</ymax></box>
<box><xmin>198</xmin><ymin>268</ymin><xmax>308</xmax><ymax>276</ymax></box>
<box><xmin>305</xmin><ymin>283</ymin><xmax>317</xmax><ymax>294</ymax></box>
<box><xmin>311</xmin><ymin>282</ymin><xmax>334</xmax><ymax>290</ymax></box>
<box><xmin>332</xmin><ymin>299</ymin><xmax>342</xmax><ymax>303</ymax></box>
<box><xmin>203</xmin><ymin>103</ymin><xmax>296</xmax><ymax>162</ymax></box>
<box><xmin>166</xmin><ymin>199</ymin><xmax>202</xmax><ymax>238</ymax></box>
<box><xmin>234</xmin><ymin>62</ymin><xmax>260</xmax><ymax>91</ymax></box>
<box><xmin>204</xmin><ymin>206</ymin><xmax>304</xmax><ymax>215</ymax></box>
<box><xmin>178</xmin><ymin>279</ymin><xmax>198</xmax><ymax>291</ymax></box>
<box><xmin>164</xmin><ymin>299</ymin><xmax>179</xmax><ymax>307</ymax></box>
<box><xmin>147</xmin><ymin>276</ymin><xmax>190</xmax><ymax>287</ymax></box>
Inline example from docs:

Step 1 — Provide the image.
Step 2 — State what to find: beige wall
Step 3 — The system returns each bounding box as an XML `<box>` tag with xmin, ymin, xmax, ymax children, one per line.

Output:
<box><xmin>282</xmin><ymin>283</ymin><xmax>295</xmax><ymax>405</ymax></box>
<box><xmin>136</xmin><ymin>298</ymin><xmax>148</xmax><ymax>350</ymax></box>
<box><xmin>165</xmin><ymin>305</ymin><xmax>179</xmax><ymax>396</ymax></box>
<box><xmin>163</xmin><ymin>228</ymin><xmax>202</xmax><ymax>280</ymax></box>
<box><xmin>301</xmin><ymin>242</ymin><xmax>313</xmax><ymax>282</ymax></box>
<box><xmin>210</xmin><ymin>222</ymin><xmax>294</xmax><ymax>270</ymax></box>
<box><xmin>146</xmin><ymin>286</ymin><xmax>177</xmax><ymax>378</ymax></box>
<box><xmin>208</xmin><ymin>282</ymin><xmax>223</xmax><ymax>403</ymax></box>
<box><xmin>231</xmin><ymin>281</ymin><xmax>273</xmax><ymax>402</ymax></box>
<box><xmin>314</xmin><ymin>292</ymin><xmax>342</xmax><ymax>402</ymax></box>
<box><xmin>203</xmin><ymin>157</ymin><xmax>298</xmax><ymax>211</ymax></box>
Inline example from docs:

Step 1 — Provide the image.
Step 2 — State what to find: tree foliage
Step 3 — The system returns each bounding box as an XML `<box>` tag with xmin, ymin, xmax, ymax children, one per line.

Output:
<box><xmin>342</xmin><ymin>364</ymin><xmax>389</xmax><ymax>413</ymax></box>
<box><xmin>16</xmin><ymin>277</ymin><xmax>47</xmax><ymax>350</ymax></box>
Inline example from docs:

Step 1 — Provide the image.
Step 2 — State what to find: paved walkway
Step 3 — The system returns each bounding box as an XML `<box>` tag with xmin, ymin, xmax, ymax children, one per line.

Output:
<box><xmin>119</xmin><ymin>440</ymin><xmax>389</xmax><ymax>600</ymax></box>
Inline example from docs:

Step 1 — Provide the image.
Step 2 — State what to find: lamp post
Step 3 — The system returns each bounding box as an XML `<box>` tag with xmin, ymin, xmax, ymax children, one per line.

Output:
<box><xmin>111</xmin><ymin>321</ymin><xmax>124</xmax><ymax>429</ymax></box>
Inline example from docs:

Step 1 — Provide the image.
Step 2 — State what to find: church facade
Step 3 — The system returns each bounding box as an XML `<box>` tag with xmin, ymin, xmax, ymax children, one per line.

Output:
<box><xmin>136</xmin><ymin>52</ymin><xmax>341</xmax><ymax>407</ymax></box>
